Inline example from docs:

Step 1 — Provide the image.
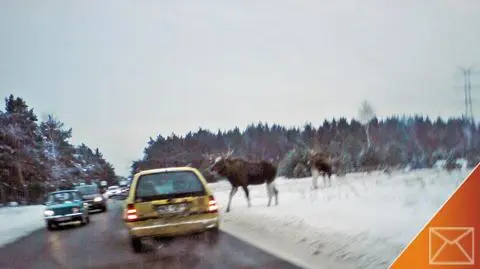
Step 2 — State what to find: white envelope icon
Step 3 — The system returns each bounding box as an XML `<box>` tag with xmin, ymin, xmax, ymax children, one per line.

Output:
<box><xmin>429</xmin><ymin>227</ymin><xmax>475</xmax><ymax>265</ymax></box>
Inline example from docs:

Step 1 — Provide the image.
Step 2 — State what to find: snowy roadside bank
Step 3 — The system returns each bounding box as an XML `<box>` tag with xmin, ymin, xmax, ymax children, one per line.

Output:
<box><xmin>220</xmin><ymin>212</ymin><xmax>356</xmax><ymax>269</ymax></box>
<box><xmin>210</xmin><ymin>168</ymin><xmax>467</xmax><ymax>269</ymax></box>
<box><xmin>0</xmin><ymin>205</ymin><xmax>46</xmax><ymax>247</ymax></box>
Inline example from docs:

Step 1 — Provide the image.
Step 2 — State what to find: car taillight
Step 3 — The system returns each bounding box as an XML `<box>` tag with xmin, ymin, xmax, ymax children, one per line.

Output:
<box><xmin>208</xmin><ymin>196</ymin><xmax>218</xmax><ymax>213</ymax></box>
<box><xmin>126</xmin><ymin>204</ymin><xmax>138</xmax><ymax>221</ymax></box>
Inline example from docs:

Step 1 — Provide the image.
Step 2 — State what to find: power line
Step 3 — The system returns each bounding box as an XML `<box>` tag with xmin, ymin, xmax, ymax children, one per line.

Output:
<box><xmin>459</xmin><ymin>67</ymin><xmax>474</xmax><ymax>125</ymax></box>
<box><xmin>458</xmin><ymin>66</ymin><xmax>476</xmax><ymax>155</ymax></box>
<box><xmin>468</xmin><ymin>69</ymin><xmax>474</xmax><ymax>124</ymax></box>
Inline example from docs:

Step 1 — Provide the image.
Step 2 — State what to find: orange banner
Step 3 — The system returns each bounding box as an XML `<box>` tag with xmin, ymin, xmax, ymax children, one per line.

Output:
<box><xmin>390</xmin><ymin>164</ymin><xmax>480</xmax><ymax>268</ymax></box>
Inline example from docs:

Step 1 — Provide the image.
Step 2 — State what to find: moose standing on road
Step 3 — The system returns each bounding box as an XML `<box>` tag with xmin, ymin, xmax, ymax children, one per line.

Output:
<box><xmin>204</xmin><ymin>149</ymin><xmax>279</xmax><ymax>213</ymax></box>
<box><xmin>307</xmin><ymin>149</ymin><xmax>333</xmax><ymax>189</ymax></box>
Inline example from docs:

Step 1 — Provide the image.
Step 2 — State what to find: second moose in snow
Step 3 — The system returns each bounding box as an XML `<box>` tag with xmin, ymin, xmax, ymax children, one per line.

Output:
<box><xmin>306</xmin><ymin>149</ymin><xmax>333</xmax><ymax>189</ymax></box>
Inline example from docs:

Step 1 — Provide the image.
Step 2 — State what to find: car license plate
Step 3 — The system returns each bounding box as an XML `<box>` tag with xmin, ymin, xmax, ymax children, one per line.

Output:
<box><xmin>156</xmin><ymin>203</ymin><xmax>188</xmax><ymax>214</ymax></box>
<box><xmin>57</xmin><ymin>216</ymin><xmax>71</xmax><ymax>222</ymax></box>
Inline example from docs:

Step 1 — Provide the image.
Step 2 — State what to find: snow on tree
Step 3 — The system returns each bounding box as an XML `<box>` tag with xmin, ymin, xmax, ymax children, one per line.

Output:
<box><xmin>39</xmin><ymin>114</ymin><xmax>76</xmax><ymax>183</ymax></box>
<box><xmin>277</xmin><ymin>147</ymin><xmax>310</xmax><ymax>178</ymax></box>
<box><xmin>71</xmin><ymin>145</ymin><xmax>117</xmax><ymax>185</ymax></box>
<box><xmin>0</xmin><ymin>95</ymin><xmax>117</xmax><ymax>203</ymax></box>
<box><xmin>357</xmin><ymin>100</ymin><xmax>376</xmax><ymax>149</ymax></box>
<box><xmin>0</xmin><ymin>95</ymin><xmax>48</xmax><ymax>203</ymax></box>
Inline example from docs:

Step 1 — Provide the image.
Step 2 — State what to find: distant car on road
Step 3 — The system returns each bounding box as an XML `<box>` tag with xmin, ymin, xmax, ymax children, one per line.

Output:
<box><xmin>105</xmin><ymin>185</ymin><xmax>122</xmax><ymax>198</ymax></box>
<box><xmin>120</xmin><ymin>186</ymin><xmax>129</xmax><ymax>195</ymax></box>
<box><xmin>75</xmin><ymin>184</ymin><xmax>108</xmax><ymax>212</ymax></box>
<box><xmin>123</xmin><ymin>166</ymin><xmax>220</xmax><ymax>253</ymax></box>
<box><xmin>43</xmin><ymin>190</ymin><xmax>90</xmax><ymax>231</ymax></box>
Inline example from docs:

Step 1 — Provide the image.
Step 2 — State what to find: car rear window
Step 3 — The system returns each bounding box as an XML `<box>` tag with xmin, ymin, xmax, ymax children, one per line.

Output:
<box><xmin>75</xmin><ymin>185</ymin><xmax>99</xmax><ymax>195</ymax></box>
<box><xmin>134</xmin><ymin>170</ymin><xmax>206</xmax><ymax>201</ymax></box>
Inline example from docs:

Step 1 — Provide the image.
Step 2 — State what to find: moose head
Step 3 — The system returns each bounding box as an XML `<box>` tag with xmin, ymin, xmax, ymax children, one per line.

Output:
<box><xmin>203</xmin><ymin>148</ymin><xmax>235</xmax><ymax>173</ymax></box>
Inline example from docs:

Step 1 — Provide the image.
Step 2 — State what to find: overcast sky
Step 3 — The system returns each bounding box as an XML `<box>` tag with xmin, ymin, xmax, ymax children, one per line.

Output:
<box><xmin>1</xmin><ymin>0</ymin><xmax>479</xmax><ymax>176</ymax></box>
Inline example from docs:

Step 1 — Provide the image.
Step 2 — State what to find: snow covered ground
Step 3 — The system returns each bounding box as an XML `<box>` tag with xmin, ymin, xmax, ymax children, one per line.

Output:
<box><xmin>210</xmin><ymin>168</ymin><xmax>469</xmax><ymax>269</ymax></box>
<box><xmin>0</xmin><ymin>168</ymin><xmax>469</xmax><ymax>268</ymax></box>
<box><xmin>0</xmin><ymin>205</ymin><xmax>46</xmax><ymax>247</ymax></box>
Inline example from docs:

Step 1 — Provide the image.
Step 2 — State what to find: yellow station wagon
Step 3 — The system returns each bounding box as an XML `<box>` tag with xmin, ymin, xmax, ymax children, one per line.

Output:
<box><xmin>123</xmin><ymin>166</ymin><xmax>220</xmax><ymax>252</ymax></box>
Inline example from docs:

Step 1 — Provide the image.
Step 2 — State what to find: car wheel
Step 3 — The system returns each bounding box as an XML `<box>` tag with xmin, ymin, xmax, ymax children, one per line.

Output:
<box><xmin>46</xmin><ymin>221</ymin><xmax>56</xmax><ymax>231</ymax></box>
<box><xmin>203</xmin><ymin>226</ymin><xmax>220</xmax><ymax>245</ymax></box>
<box><xmin>103</xmin><ymin>206</ymin><xmax>108</xmax><ymax>212</ymax></box>
<box><xmin>81</xmin><ymin>215</ymin><xmax>89</xmax><ymax>226</ymax></box>
<box><xmin>208</xmin><ymin>225</ymin><xmax>220</xmax><ymax>234</ymax></box>
<box><xmin>131</xmin><ymin>237</ymin><xmax>143</xmax><ymax>253</ymax></box>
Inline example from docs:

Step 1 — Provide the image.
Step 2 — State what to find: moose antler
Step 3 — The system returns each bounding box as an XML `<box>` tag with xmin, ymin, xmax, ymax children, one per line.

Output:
<box><xmin>202</xmin><ymin>152</ymin><xmax>219</xmax><ymax>164</ymax></box>
<box><xmin>202</xmin><ymin>152</ymin><xmax>213</xmax><ymax>159</ymax></box>
<box><xmin>225</xmin><ymin>148</ymin><xmax>235</xmax><ymax>158</ymax></box>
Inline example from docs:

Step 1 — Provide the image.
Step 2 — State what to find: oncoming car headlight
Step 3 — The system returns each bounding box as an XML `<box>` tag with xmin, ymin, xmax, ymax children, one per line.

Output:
<box><xmin>93</xmin><ymin>196</ymin><xmax>103</xmax><ymax>202</ymax></box>
<box><xmin>44</xmin><ymin>210</ymin><xmax>54</xmax><ymax>216</ymax></box>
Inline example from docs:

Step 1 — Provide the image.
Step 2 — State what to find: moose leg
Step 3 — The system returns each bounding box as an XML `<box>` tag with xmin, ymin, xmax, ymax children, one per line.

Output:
<box><xmin>272</xmin><ymin>182</ymin><xmax>279</xmax><ymax>206</ymax></box>
<box><xmin>266</xmin><ymin>183</ymin><xmax>273</xmax><ymax>207</ymax></box>
<box><xmin>324</xmin><ymin>172</ymin><xmax>332</xmax><ymax>187</ymax></box>
<box><xmin>241</xmin><ymin>186</ymin><xmax>251</xmax><ymax>208</ymax></box>
<box><xmin>226</xmin><ymin>186</ymin><xmax>239</xmax><ymax>213</ymax></box>
<box><xmin>311</xmin><ymin>168</ymin><xmax>319</xmax><ymax>190</ymax></box>
<box><xmin>266</xmin><ymin>182</ymin><xmax>279</xmax><ymax>207</ymax></box>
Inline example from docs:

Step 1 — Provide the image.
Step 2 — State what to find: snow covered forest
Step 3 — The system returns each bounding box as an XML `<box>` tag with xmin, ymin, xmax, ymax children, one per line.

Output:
<box><xmin>132</xmin><ymin>101</ymin><xmax>480</xmax><ymax>182</ymax></box>
<box><xmin>1</xmin><ymin>93</ymin><xmax>478</xmax><ymax>204</ymax></box>
<box><xmin>0</xmin><ymin>95</ymin><xmax>117</xmax><ymax>205</ymax></box>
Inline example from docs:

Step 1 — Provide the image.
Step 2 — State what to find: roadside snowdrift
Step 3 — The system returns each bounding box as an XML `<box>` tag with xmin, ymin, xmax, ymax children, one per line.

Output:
<box><xmin>210</xmin><ymin>168</ymin><xmax>468</xmax><ymax>269</ymax></box>
<box><xmin>0</xmin><ymin>205</ymin><xmax>45</xmax><ymax>247</ymax></box>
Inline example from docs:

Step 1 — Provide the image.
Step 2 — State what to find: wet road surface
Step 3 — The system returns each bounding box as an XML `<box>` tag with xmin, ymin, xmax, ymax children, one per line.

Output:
<box><xmin>0</xmin><ymin>199</ymin><xmax>302</xmax><ymax>269</ymax></box>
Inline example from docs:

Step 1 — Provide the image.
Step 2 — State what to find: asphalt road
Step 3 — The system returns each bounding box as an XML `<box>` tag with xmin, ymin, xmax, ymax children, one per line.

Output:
<box><xmin>0</xmin><ymin>199</ymin><xmax>302</xmax><ymax>269</ymax></box>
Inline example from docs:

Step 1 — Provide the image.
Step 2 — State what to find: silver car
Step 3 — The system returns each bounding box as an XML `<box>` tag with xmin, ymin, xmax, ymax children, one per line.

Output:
<box><xmin>105</xmin><ymin>185</ymin><xmax>122</xmax><ymax>198</ymax></box>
